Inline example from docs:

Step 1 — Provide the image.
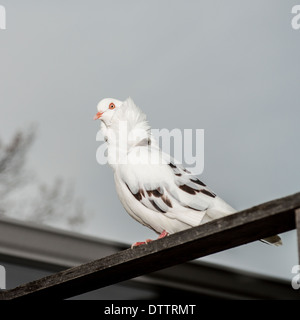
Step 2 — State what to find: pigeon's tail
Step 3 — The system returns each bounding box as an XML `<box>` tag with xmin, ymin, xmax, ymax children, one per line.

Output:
<box><xmin>260</xmin><ymin>235</ymin><xmax>282</xmax><ymax>246</ymax></box>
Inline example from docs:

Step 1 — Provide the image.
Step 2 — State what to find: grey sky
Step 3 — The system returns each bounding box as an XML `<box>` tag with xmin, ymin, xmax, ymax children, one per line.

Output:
<box><xmin>0</xmin><ymin>1</ymin><xmax>299</xmax><ymax>280</ymax></box>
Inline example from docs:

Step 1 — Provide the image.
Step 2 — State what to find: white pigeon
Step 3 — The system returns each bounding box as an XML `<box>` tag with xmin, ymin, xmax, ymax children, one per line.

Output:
<box><xmin>94</xmin><ymin>97</ymin><xmax>282</xmax><ymax>247</ymax></box>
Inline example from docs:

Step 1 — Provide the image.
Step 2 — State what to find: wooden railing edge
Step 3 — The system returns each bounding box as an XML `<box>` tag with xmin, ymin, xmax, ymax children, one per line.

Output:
<box><xmin>1</xmin><ymin>192</ymin><xmax>299</xmax><ymax>300</ymax></box>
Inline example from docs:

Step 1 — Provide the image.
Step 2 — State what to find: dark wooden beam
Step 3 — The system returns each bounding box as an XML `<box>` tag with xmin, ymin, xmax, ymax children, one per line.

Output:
<box><xmin>1</xmin><ymin>192</ymin><xmax>300</xmax><ymax>300</ymax></box>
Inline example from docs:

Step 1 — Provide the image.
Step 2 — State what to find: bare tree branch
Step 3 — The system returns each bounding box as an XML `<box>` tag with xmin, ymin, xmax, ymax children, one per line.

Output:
<box><xmin>0</xmin><ymin>128</ymin><xmax>91</xmax><ymax>230</ymax></box>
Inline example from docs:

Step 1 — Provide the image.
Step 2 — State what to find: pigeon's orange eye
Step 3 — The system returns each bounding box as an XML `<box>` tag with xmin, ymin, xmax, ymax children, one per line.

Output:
<box><xmin>109</xmin><ymin>103</ymin><xmax>116</xmax><ymax>110</ymax></box>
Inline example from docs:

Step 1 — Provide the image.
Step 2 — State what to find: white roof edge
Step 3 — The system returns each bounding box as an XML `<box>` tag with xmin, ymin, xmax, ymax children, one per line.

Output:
<box><xmin>0</xmin><ymin>216</ymin><xmax>294</xmax><ymax>299</ymax></box>
<box><xmin>0</xmin><ymin>216</ymin><xmax>125</xmax><ymax>267</ymax></box>
<box><xmin>0</xmin><ymin>216</ymin><xmax>124</xmax><ymax>247</ymax></box>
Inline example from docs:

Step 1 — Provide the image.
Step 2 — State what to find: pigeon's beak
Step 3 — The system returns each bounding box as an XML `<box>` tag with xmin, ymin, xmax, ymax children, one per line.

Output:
<box><xmin>93</xmin><ymin>111</ymin><xmax>103</xmax><ymax>120</ymax></box>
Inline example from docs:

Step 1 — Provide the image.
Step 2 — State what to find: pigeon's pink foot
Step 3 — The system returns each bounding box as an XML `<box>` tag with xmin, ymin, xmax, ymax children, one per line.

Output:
<box><xmin>131</xmin><ymin>231</ymin><xmax>168</xmax><ymax>249</ymax></box>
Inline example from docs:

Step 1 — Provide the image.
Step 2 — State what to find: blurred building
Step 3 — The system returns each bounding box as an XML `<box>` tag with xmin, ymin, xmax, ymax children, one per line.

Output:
<box><xmin>0</xmin><ymin>216</ymin><xmax>298</xmax><ymax>300</ymax></box>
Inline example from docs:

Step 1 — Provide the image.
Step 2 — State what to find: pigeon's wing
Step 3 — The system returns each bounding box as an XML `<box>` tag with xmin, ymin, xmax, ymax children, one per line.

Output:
<box><xmin>116</xmin><ymin>146</ymin><xmax>236</xmax><ymax>234</ymax></box>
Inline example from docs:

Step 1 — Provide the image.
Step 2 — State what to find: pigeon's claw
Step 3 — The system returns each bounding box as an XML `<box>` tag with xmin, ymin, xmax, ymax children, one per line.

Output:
<box><xmin>131</xmin><ymin>241</ymin><xmax>149</xmax><ymax>248</ymax></box>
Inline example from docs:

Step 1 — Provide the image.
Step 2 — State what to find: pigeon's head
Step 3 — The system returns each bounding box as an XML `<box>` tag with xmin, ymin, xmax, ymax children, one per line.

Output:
<box><xmin>94</xmin><ymin>98</ymin><xmax>123</xmax><ymax>125</ymax></box>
